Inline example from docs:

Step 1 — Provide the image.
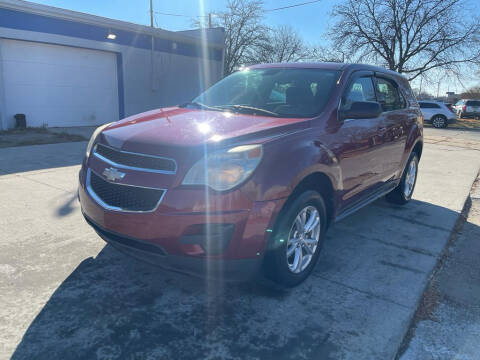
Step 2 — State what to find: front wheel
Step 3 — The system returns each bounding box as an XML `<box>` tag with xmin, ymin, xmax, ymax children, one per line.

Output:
<box><xmin>263</xmin><ymin>191</ymin><xmax>327</xmax><ymax>287</ymax></box>
<box><xmin>386</xmin><ymin>152</ymin><xmax>419</xmax><ymax>205</ymax></box>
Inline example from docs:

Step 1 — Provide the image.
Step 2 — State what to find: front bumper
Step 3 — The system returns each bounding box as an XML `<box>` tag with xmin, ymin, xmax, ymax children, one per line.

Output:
<box><xmin>84</xmin><ymin>213</ymin><xmax>262</xmax><ymax>280</ymax></box>
<box><xmin>79</xmin><ymin>165</ymin><xmax>287</xmax><ymax>279</ymax></box>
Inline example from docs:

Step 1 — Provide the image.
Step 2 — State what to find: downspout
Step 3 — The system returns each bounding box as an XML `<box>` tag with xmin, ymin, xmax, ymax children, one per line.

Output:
<box><xmin>0</xmin><ymin>40</ymin><xmax>7</xmax><ymax>130</ymax></box>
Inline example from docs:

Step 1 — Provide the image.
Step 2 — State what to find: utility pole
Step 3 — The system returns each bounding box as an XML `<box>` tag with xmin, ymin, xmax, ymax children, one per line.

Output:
<box><xmin>149</xmin><ymin>0</ymin><xmax>154</xmax><ymax>27</ymax></box>
<box><xmin>208</xmin><ymin>13</ymin><xmax>212</xmax><ymax>28</ymax></box>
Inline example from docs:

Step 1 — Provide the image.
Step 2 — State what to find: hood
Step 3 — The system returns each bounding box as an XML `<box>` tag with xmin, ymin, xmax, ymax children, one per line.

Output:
<box><xmin>100</xmin><ymin>107</ymin><xmax>309</xmax><ymax>153</ymax></box>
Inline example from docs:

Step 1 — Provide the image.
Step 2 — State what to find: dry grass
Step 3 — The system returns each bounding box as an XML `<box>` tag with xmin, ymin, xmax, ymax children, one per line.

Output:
<box><xmin>450</xmin><ymin>117</ymin><xmax>480</xmax><ymax>130</ymax></box>
<box><xmin>0</xmin><ymin>127</ymin><xmax>87</xmax><ymax>148</ymax></box>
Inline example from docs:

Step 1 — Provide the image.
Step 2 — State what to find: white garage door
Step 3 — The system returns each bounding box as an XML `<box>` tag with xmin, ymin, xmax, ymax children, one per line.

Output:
<box><xmin>1</xmin><ymin>39</ymin><xmax>119</xmax><ymax>127</ymax></box>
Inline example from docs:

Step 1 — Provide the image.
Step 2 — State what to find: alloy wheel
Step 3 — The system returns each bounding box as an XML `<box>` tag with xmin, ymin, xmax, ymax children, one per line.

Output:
<box><xmin>432</xmin><ymin>116</ymin><xmax>446</xmax><ymax>128</ymax></box>
<box><xmin>286</xmin><ymin>206</ymin><xmax>321</xmax><ymax>273</ymax></box>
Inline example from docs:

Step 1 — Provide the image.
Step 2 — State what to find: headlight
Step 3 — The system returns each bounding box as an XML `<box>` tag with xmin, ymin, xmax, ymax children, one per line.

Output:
<box><xmin>182</xmin><ymin>144</ymin><xmax>263</xmax><ymax>191</ymax></box>
<box><xmin>85</xmin><ymin>122</ymin><xmax>112</xmax><ymax>158</ymax></box>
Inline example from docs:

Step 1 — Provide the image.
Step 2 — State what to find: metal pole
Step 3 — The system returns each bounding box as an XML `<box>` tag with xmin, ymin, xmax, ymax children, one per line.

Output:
<box><xmin>208</xmin><ymin>13</ymin><xmax>212</xmax><ymax>28</ymax></box>
<box><xmin>150</xmin><ymin>0</ymin><xmax>155</xmax><ymax>91</ymax></box>
<box><xmin>150</xmin><ymin>0</ymin><xmax>154</xmax><ymax>27</ymax></box>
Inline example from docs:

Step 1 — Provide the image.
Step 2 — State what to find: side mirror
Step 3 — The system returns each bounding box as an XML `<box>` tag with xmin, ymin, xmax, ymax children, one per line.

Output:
<box><xmin>339</xmin><ymin>101</ymin><xmax>382</xmax><ymax>121</ymax></box>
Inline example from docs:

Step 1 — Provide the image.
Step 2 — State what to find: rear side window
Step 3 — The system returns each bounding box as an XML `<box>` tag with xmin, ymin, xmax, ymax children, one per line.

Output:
<box><xmin>341</xmin><ymin>76</ymin><xmax>376</xmax><ymax>111</ymax></box>
<box><xmin>419</xmin><ymin>102</ymin><xmax>440</xmax><ymax>109</ymax></box>
<box><xmin>466</xmin><ymin>100</ymin><xmax>480</xmax><ymax>106</ymax></box>
<box><xmin>375</xmin><ymin>77</ymin><xmax>406</xmax><ymax>111</ymax></box>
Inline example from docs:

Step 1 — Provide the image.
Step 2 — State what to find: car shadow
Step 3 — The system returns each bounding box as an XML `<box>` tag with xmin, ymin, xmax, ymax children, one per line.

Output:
<box><xmin>55</xmin><ymin>193</ymin><xmax>78</xmax><ymax>217</ymax></box>
<box><xmin>10</xmin><ymin>198</ymin><xmax>471</xmax><ymax>360</ymax></box>
<box><xmin>0</xmin><ymin>141</ymin><xmax>86</xmax><ymax>175</ymax></box>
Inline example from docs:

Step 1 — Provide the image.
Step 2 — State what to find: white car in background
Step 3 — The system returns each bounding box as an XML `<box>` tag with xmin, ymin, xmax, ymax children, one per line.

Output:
<box><xmin>418</xmin><ymin>101</ymin><xmax>457</xmax><ymax>128</ymax></box>
<box><xmin>453</xmin><ymin>99</ymin><xmax>480</xmax><ymax>119</ymax></box>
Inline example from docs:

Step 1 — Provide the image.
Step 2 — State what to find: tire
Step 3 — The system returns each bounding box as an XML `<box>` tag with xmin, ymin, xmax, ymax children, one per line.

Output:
<box><xmin>432</xmin><ymin>115</ymin><xmax>447</xmax><ymax>128</ymax></box>
<box><xmin>386</xmin><ymin>152</ymin><xmax>419</xmax><ymax>205</ymax></box>
<box><xmin>263</xmin><ymin>190</ymin><xmax>327</xmax><ymax>287</ymax></box>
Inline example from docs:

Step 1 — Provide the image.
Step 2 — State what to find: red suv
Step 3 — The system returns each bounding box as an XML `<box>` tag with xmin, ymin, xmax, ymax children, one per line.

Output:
<box><xmin>79</xmin><ymin>63</ymin><xmax>423</xmax><ymax>287</ymax></box>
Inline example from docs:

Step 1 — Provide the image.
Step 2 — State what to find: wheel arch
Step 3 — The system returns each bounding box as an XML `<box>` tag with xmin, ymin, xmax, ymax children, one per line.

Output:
<box><xmin>412</xmin><ymin>140</ymin><xmax>423</xmax><ymax>160</ymax></box>
<box><xmin>282</xmin><ymin>172</ymin><xmax>336</xmax><ymax>228</ymax></box>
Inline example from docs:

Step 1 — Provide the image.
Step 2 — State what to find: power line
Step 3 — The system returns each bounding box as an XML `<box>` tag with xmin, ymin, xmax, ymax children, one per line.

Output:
<box><xmin>153</xmin><ymin>10</ymin><xmax>210</xmax><ymax>18</ymax></box>
<box><xmin>267</xmin><ymin>0</ymin><xmax>322</xmax><ymax>12</ymax></box>
<box><xmin>151</xmin><ymin>0</ymin><xmax>323</xmax><ymax>19</ymax></box>
<box><xmin>153</xmin><ymin>11</ymin><xmax>195</xmax><ymax>18</ymax></box>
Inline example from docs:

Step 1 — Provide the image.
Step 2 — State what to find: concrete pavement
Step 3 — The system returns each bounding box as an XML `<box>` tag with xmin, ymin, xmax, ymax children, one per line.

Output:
<box><xmin>1</xmin><ymin>129</ymin><xmax>480</xmax><ymax>360</ymax></box>
<box><xmin>400</xmin><ymin>177</ymin><xmax>480</xmax><ymax>360</ymax></box>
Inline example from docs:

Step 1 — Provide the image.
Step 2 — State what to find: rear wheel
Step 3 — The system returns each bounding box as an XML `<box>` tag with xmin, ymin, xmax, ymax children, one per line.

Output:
<box><xmin>386</xmin><ymin>152</ymin><xmax>419</xmax><ymax>205</ymax></box>
<box><xmin>432</xmin><ymin>115</ymin><xmax>447</xmax><ymax>128</ymax></box>
<box><xmin>264</xmin><ymin>191</ymin><xmax>327</xmax><ymax>287</ymax></box>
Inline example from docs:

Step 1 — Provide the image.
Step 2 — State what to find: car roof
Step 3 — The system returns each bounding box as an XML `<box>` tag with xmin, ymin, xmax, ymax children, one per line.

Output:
<box><xmin>247</xmin><ymin>62</ymin><xmax>407</xmax><ymax>79</ymax></box>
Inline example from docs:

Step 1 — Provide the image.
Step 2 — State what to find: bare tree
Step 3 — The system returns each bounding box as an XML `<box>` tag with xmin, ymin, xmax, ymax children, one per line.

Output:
<box><xmin>460</xmin><ymin>86</ymin><xmax>480</xmax><ymax>99</ymax></box>
<box><xmin>199</xmin><ymin>0</ymin><xmax>267</xmax><ymax>75</ymax></box>
<box><xmin>307</xmin><ymin>46</ymin><xmax>346</xmax><ymax>63</ymax></box>
<box><xmin>329</xmin><ymin>0</ymin><xmax>480</xmax><ymax>80</ymax></box>
<box><xmin>249</xmin><ymin>25</ymin><xmax>309</xmax><ymax>64</ymax></box>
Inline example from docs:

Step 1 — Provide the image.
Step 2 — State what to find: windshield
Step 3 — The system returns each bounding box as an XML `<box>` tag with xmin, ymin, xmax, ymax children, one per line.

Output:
<box><xmin>191</xmin><ymin>68</ymin><xmax>341</xmax><ymax>118</ymax></box>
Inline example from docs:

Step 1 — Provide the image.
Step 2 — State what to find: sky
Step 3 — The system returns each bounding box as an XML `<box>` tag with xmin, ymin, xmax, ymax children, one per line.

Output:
<box><xmin>28</xmin><ymin>0</ymin><xmax>479</xmax><ymax>95</ymax></box>
<box><xmin>28</xmin><ymin>0</ymin><xmax>337</xmax><ymax>44</ymax></box>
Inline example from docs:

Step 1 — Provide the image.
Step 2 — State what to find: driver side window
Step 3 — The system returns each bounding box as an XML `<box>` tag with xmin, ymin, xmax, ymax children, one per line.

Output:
<box><xmin>341</xmin><ymin>76</ymin><xmax>376</xmax><ymax>112</ymax></box>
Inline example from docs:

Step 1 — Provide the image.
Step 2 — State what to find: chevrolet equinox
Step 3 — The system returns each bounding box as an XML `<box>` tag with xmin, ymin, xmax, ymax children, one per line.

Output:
<box><xmin>79</xmin><ymin>63</ymin><xmax>423</xmax><ymax>287</ymax></box>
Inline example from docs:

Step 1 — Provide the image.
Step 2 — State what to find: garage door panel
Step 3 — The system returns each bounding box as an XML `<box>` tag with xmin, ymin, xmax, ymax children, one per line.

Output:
<box><xmin>3</xmin><ymin>61</ymin><xmax>114</xmax><ymax>89</ymax></box>
<box><xmin>1</xmin><ymin>39</ymin><xmax>119</xmax><ymax>127</ymax></box>
<box><xmin>4</xmin><ymin>84</ymin><xmax>116</xmax><ymax>111</ymax></box>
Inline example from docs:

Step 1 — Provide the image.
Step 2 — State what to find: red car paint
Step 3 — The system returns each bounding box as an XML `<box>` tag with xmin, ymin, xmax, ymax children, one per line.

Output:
<box><xmin>79</xmin><ymin>63</ymin><xmax>423</xmax><ymax>279</ymax></box>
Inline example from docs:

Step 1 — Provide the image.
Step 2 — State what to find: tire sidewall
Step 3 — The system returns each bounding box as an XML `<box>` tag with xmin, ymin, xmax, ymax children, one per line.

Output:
<box><xmin>265</xmin><ymin>191</ymin><xmax>327</xmax><ymax>287</ymax></box>
<box><xmin>399</xmin><ymin>153</ymin><xmax>419</xmax><ymax>202</ymax></box>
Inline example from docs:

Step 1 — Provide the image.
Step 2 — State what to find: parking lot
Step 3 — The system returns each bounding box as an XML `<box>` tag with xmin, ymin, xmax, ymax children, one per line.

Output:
<box><xmin>1</xmin><ymin>128</ymin><xmax>480</xmax><ymax>360</ymax></box>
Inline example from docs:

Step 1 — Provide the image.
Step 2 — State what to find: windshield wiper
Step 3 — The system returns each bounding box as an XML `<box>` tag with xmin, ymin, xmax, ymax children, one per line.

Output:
<box><xmin>179</xmin><ymin>101</ymin><xmax>223</xmax><ymax>112</ymax></box>
<box><xmin>218</xmin><ymin>105</ymin><xmax>280</xmax><ymax>117</ymax></box>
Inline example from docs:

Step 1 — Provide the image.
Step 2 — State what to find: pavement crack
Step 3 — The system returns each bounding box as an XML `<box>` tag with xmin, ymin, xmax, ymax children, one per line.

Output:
<box><xmin>13</xmin><ymin>173</ymin><xmax>73</xmax><ymax>194</ymax></box>
<box><xmin>316</xmin><ymin>275</ymin><xmax>410</xmax><ymax>309</ymax></box>
<box><xmin>387</xmin><ymin>214</ymin><xmax>452</xmax><ymax>232</ymax></box>
<box><xmin>379</xmin><ymin>261</ymin><xmax>426</xmax><ymax>275</ymax></box>
<box><xmin>338</xmin><ymin>229</ymin><xmax>437</xmax><ymax>257</ymax></box>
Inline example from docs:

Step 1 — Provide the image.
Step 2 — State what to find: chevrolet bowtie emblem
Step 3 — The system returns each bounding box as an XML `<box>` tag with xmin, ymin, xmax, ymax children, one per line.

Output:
<box><xmin>102</xmin><ymin>167</ymin><xmax>125</xmax><ymax>182</ymax></box>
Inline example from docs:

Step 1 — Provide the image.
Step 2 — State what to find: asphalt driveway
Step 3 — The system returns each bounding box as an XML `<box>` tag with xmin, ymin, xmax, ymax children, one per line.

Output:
<box><xmin>1</xmin><ymin>129</ymin><xmax>480</xmax><ymax>360</ymax></box>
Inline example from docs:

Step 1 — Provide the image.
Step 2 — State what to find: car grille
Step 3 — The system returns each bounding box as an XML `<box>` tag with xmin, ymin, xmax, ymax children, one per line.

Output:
<box><xmin>94</xmin><ymin>143</ymin><xmax>176</xmax><ymax>173</ymax></box>
<box><xmin>87</xmin><ymin>170</ymin><xmax>165</xmax><ymax>212</ymax></box>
